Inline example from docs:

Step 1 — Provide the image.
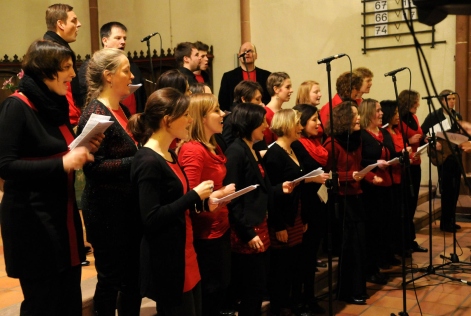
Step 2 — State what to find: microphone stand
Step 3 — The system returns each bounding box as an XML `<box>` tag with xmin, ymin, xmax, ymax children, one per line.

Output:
<box><xmin>240</xmin><ymin>54</ymin><xmax>251</xmax><ymax>82</ymax></box>
<box><xmin>144</xmin><ymin>38</ymin><xmax>156</xmax><ymax>91</ymax></box>
<box><xmin>389</xmin><ymin>74</ymin><xmax>412</xmax><ymax>316</ymax></box>
<box><xmin>322</xmin><ymin>60</ymin><xmax>337</xmax><ymax>316</ymax></box>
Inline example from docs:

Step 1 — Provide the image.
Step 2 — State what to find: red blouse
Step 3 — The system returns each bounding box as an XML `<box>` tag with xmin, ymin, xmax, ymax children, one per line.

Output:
<box><xmin>178</xmin><ymin>141</ymin><xmax>229</xmax><ymax>239</ymax></box>
<box><xmin>400</xmin><ymin>114</ymin><xmax>423</xmax><ymax>165</ymax></box>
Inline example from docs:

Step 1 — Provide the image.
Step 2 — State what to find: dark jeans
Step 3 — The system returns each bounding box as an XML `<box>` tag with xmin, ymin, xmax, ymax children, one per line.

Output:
<box><xmin>158</xmin><ymin>282</ymin><xmax>202</xmax><ymax>316</ymax></box>
<box><xmin>194</xmin><ymin>231</ymin><xmax>231</xmax><ymax>316</ymax></box>
<box><xmin>19</xmin><ymin>265</ymin><xmax>82</xmax><ymax>316</ymax></box>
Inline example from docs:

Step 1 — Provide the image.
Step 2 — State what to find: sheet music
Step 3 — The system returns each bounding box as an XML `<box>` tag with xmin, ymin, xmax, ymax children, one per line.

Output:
<box><xmin>436</xmin><ymin>131</ymin><xmax>468</xmax><ymax>146</ymax></box>
<box><xmin>415</xmin><ymin>143</ymin><xmax>429</xmax><ymax>155</ymax></box>
<box><xmin>387</xmin><ymin>157</ymin><xmax>400</xmax><ymax>165</ymax></box>
<box><xmin>291</xmin><ymin>167</ymin><xmax>324</xmax><ymax>184</ymax></box>
<box><xmin>210</xmin><ymin>184</ymin><xmax>259</xmax><ymax>203</ymax></box>
<box><xmin>69</xmin><ymin>114</ymin><xmax>113</xmax><ymax>150</ymax></box>
<box><xmin>356</xmin><ymin>162</ymin><xmax>378</xmax><ymax>177</ymax></box>
<box><xmin>121</xmin><ymin>84</ymin><xmax>142</xmax><ymax>100</ymax></box>
<box><xmin>429</xmin><ymin>119</ymin><xmax>450</xmax><ymax>135</ymax></box>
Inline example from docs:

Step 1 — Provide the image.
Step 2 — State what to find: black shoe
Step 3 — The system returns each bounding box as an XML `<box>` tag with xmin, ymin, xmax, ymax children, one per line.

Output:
<box><xmin>84</xmin><ymin>246</ymin><xmax>92</xmax><ymax>254</ymax></box>
<box><xmin>455</xmin><ymin>224</ymin><xmax>462</xmax><ymax>229</ymax></box>
<box><xmin>342</xmin><ymin>296</ymin><xmax>366</xmax><ymax>305</ymax></box>
<box><xmin>304</xmin><ymin>301</ymin><xmax>326</xmax><ymax>315</ymax></box>
<box><xmin>366</xmin><ymin>273</ymin><xmax>388</xmax><ymax>285</ymax></box>
<box><xmin>411</xmin><ymin>242</ymin><xmax>428</xmax><ymax>253</ymax></box>
<box><xmin>441</xmin><ymin>224</ymin><xmax>457</xmax><ymax>233</ymax></box>
<box><xmin>81</xmin><ymin>260</ymin><xmax>90</xmax><ymax>266</ymax></box>
<box><xmin>316</xmin><ymin>260</ymin><xmax>327</xmax><ymax>268</ymax></box>
<box><xmin>219</xmin><ymin>310</ymin><xmax>236</xmax><ymax>316</ymax></box>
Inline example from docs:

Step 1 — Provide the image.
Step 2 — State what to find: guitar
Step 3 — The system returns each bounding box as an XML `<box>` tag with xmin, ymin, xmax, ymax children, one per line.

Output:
<box><xmin>427</xmin><ymin>138</ymin><xmax>457</xmax><ymax>166</ymax></box>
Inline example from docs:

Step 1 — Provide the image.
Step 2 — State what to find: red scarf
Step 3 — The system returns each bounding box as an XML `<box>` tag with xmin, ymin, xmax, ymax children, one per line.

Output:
<box><xmin>298</xmin><ymin>136</ymin><xmax>329</xmax><ymax>166</ymax></box>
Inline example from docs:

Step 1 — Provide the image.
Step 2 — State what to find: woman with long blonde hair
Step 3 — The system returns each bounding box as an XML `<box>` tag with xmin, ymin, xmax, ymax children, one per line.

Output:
<box><xmin>178</xmin><ymin>93</ymin><xmax>235</xmax><ymax>316</ymax></box>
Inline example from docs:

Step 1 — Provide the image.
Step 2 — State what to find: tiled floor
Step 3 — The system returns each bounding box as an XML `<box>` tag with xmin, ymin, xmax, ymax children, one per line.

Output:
<box><xmin>2</xmin><ymin>214</ymin><xmax>471</xmax><ymax>315</ymax></box>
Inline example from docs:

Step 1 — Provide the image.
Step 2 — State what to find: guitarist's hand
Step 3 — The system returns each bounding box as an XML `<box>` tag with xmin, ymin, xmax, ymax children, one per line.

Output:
<box><xmin>460</xmin><ymin>141</ymin><xmax>471</xmax><ymax>153</ymax></box>
<box><xmin>435</xmin><ymin>141</ymin><xmax>442</xmax><ymax>151</ymax></box>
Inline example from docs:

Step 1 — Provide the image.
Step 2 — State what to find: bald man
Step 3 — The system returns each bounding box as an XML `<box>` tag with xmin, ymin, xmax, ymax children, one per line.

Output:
<box><xmin>218</xmin><ymin>42</ymin><xmax>271</xmax><ymax>111</ymax></box>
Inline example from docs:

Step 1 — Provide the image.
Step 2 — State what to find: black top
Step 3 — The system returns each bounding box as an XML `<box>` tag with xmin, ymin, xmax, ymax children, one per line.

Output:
<box><xmin>0</xmin><ymin>74</ymin><xmax>84</xmax><ymax>278</ymax></box>
<box><xmin>131</xmin><ymin>148</ymin><xmax>201</xmax><ymax>306</ymax></box>
<box><xmin>77</xmin><ymin>99</ymin><xmax>139</xmax><ymax>244</ymax></box>
<box><xmin>218</xmin><ymin>66</ymin><xmax>271</xmax><ymax>111</ymax></box>
<box><xmin>43</xmin><ymin>31</ymin><xmax>83</xmax><ymax>108</ymax></box>
<box><xmin>178</xmin><ymin>66</ymin><xmax>198</xmax><ymax>85</ymax></box>
<box><xmin>421</xmin><ymin>107</ymin><xmax>463</xmax><ymax>135</ymax></box>
<box><xmin>223</xmin><ymin>138</ymin><xmax>277</xmax><ymax>242</ymax></box>
<box><xmin>264</xmin><ymin>143</ymin><xmax>305</xmax><ymax>230</ymax></box>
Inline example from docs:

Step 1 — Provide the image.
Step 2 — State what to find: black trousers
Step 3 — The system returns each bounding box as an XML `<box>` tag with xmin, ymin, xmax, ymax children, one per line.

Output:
<box><xmin>404</xmin><ymin>165</ymin><xmax>421</xmax><ymax>248</ymax></box>
<box><xmin>19</xmin><ymin>265</ymin><xmax>82</xmax><ymax>316</ymax></box>
<box><xmin>336</xmin><ymin>195</ymin><xmax>367</xmax><ymax>300</ymax></box>
<box><xmin>92</xmin><ymin>233</ymin><xmax>141</xmax><ymax>316</ymax></box>
<box><xmin>193</xmin><ymin>231</ymin><xmax>231</xmax><ymax>316</ymax></box>
<box><xmin>438</xmin><ymin>156</ymin><xmax>461</xmax><ymax>228</ymax></box>
<box><xmin>230</xmin><ymin>250</ymin><xmax>270</xmax><ymax>316</ymax></box>
<box><xmin>158</xmin><ymin>282</ymin><xmax>202</xmax><ymax>316</ymax></box>
<box><xmin>362</xmin><ymin>183</ymin><xmax>394</xmax><ymax>274</ymax></box>
<box><xmin>302</xmin><ymin>206</ymin><xmax>326</xmax><ymax>303</ymax></box>
<box><xmin>269</xmin><ymin>243</ymin><xmax>304</xmax><ymax>313</ymax></box>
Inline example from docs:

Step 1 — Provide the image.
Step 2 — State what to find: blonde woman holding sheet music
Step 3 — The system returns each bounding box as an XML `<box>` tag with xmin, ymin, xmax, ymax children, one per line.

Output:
<box><xmin>264</xmin><ymin>109</ymin><xmax>327</xmax><ymax>315</ymax></box>
<box><xmin>177</xmin><ymin>93</ymin><xmax>235</xmax><ymax>316</ymax></box>
<box><xmin>77</xmin><ymin>48</ymin><xmax>141</xmax><ymax>315</ymax></box>
<box><xmin>359</xmin><ymin>99</ymin><xmax>399</xmax><ymax>286</ymax></box>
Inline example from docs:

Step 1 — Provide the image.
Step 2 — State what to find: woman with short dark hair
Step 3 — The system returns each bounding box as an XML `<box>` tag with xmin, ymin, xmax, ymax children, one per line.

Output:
<box><xmin>0</xmin><ymin>40</ymin><xmax>98</xmax><ymax>315</ymax></box>
<box><xmin>224</xmin><ymin>103</ymin><xmax>293</xmax><ymax>315</ymax></box>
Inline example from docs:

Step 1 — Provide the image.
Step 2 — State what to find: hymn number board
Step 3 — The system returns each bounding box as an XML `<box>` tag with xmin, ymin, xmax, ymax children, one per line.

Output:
<box><xmin>361</xmin><ymin>0</ymin><xmax>445</xmax><ymax>54</ymax></box>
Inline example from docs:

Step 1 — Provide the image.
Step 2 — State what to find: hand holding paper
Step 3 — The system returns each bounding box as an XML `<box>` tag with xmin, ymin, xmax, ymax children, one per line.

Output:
<box><xmin>70</xmin><ymin>114</ymin><xmax>113</xmax><ymax>151</ymax></box>
<box><xmin>210</xmin><ymin>184</ymin><xmax>259</xmax><ymax>203</ymax></box>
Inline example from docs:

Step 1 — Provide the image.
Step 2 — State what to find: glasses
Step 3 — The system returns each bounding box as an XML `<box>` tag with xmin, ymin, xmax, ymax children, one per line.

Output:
<box><xmin>243</xmin><ymin>49</ymin><xmax>254</xmax><ymax>54</ymax></box>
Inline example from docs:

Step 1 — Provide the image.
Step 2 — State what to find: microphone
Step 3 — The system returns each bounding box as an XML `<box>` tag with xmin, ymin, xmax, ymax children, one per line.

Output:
<box><xmin>238</xmin><ymin>51</ymin><xmax>248</xmax><ymax>58</ymax></box>
<box><xmin>317</xmin><ymin>53</ymin><xmax>346</xmax><ymax>64</ymax></box>
<box><xmin>141</xmin><ymin>32</ymin><xmax>158</xmax><ymax>42</ymax></box>
<box><xmin>422</xmin><ymin>92</ymin><xmax>457</xmax><ymax>100</ymax></box>
<box><xmin>384</xmin><ymin>67</ymin><xmax>407</xmax><ymax>77</ymax></box>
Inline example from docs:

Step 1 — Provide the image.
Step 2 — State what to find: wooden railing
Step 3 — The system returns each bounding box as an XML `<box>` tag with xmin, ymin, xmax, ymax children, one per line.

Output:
<box><xmin>0</xmin><ymin>46</ymin><xmax>214</xmax><ymax>103</ymax></box>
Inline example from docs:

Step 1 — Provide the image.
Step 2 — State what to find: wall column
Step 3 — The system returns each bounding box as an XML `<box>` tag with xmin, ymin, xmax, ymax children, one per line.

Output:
<box><xmin>456</xmin><ymin>16</ymin><xmax>471</xmax><ymax>172</ymax></box>
<box><xmin>88</xmin><ymin>0</ymin><xmax>100</xmax><ymax>54</ymax></box>
<box><xmin>240</xmin><ymin>0</ymin><xmax>250</xmax><ymax>44</ymax></box>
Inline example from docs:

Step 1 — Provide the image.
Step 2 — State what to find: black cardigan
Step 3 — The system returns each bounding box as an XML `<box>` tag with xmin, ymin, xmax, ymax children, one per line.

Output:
<box><xmin>131</xmin><ymin>148</ymin><xmax>201</xmax><ymax>306</ymax></box>
<box><xmin>223</xmin><ymin>138</ymin><xmax>277</xmax><ymax>242</ymax></box>
<box><xmin>263</xmin><ymin>143</ymin><xmax>306</xmax><ymax>231</ymax></box>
